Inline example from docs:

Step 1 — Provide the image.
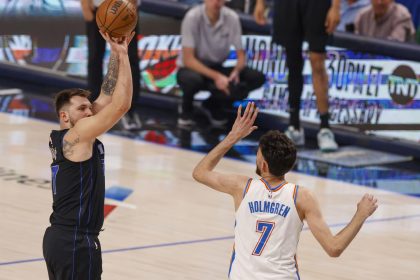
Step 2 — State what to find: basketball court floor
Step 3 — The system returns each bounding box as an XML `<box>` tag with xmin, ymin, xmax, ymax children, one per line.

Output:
<box><xmin>1</xmin><ymin>86</ymin><xmax>420</xmax><ymax>279</ymax></box>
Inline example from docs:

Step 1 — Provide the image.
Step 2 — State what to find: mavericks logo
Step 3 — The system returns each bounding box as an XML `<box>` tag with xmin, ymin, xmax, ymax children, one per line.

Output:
<box><xmin>388</xmin><ymin>65</ymin><xmax>418</xmax><ymax>106</ymax></box>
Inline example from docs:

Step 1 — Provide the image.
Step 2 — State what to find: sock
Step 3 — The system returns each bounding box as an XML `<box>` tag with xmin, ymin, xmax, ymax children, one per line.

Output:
<box><xmin>289</xmin><ymin>108</ymin><xmax>300</xmax><ymax>130</ymax></box>
<box><xmin>320</xmin><ymin>112</ymin><xmax>330</xmax><ymax>129</ymax></box>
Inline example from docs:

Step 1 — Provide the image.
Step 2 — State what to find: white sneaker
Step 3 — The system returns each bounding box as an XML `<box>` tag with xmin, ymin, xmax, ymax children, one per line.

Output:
<box><xmin>177</xmin><ymin>117</ymin><xmax>196</xmax><ymax>127</ymax></box>
<box><xmin>199</xmin><ymin>102</ymin><xmax>228</xmax><ymax>127</ymax></box>
<box><xmin>130</xmin><ymin>112</ymin><xmax>142</xmax><ymax>130</ymax></box>
<box><xmin>317</xmin><ymin>128</ymin><xmax>338</xmax><ymax>152</ymax></box>
<box><xmin>284</xmin><ymin>126</ymin><xmax>305</xmax><ymax>146</ymax></box>
<box><xmin>120</xmin><ymin>115</ymin><xmax>136</xmax><ymax>130</ymax></box>
<box><xmin>120</xmin><ymin>114</ymin><xmax>141</xmax><ymax>130</ymax></box>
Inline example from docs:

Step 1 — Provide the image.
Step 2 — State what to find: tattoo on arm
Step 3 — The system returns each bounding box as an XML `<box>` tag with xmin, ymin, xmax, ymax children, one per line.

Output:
<box><xmin>63</xmin><ymin>137</ymin><xmax>80</xmax><ymax>158</ymax></box>
<box><xmin>101</xmin><ymin>53</ymin><xmax>119</xmax><ymax>96</ymax></box>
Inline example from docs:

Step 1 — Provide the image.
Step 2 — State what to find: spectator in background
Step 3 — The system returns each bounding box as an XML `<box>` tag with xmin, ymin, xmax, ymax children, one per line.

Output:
<box><xmin>80</xmin><ymin>0</ymin><xmax>142</xmax><ymax>130</ymax></box>
<box><xmin>417</xmin><ymin>26</ymin><xmax>420</xmax><ymax>44</ymax></box>
<box><xmin>177</xmin><ymin>0</ymin><xmax>265</xmax><ymax>127</ymax></box>
<box><xmin>355</xmin><ymin>0</ymin><xmax>415</xmax><ymax>42</ymax></box>
<box><xmin>338</xmin><ymin>0</ymin><xmax>370</xmax><ymax>32</ymax></box>
<box><xmin>254</xmin><ymin>0</ymin><xmax>341</xmax><ymax>152</ymax></box>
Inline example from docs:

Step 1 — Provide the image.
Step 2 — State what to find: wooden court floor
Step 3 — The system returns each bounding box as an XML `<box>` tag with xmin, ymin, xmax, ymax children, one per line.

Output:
<box><xmin>1</xmin><ymin>112</ymin><xmax>420</xmax><ymax>279</ymax></box>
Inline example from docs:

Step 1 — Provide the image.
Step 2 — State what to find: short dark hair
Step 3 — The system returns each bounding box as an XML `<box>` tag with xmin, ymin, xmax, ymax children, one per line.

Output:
<box><xmin>54</xmin><ymin>88</ymin><xmax>91</xmax><ymax>117</ymax></box>
<box><xmin>259</xmin><ymin>130</ymin><xmax>297</xmax><ymax>177</ymax></box>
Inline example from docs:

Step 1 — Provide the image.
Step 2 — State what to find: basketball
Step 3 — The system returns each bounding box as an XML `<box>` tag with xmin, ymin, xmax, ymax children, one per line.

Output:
<box><xmin>96</xmin><ymin>0</ymin><xmax>138</xmax><ymax>38</ymax></box>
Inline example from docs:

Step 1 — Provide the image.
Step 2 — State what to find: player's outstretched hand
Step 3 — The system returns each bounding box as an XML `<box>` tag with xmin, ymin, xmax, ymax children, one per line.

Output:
<box><xmin>99</xmin><ymin>31</ymin><xmax>135</xmax><ymax>55</ymax></box>
<box><xmin>356</xmin><ymin>194</ymin><xmax>378</xmax><ymax>220</ymax></box>
<box><xmin>228</xmin><ymin>102</ymin><xmax>259</xmax><ymax>142</ymax></box>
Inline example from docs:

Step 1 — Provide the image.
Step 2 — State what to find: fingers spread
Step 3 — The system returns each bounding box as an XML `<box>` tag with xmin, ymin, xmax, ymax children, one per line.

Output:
<box><xmin>236</xmin><ymin>104</ymin><xmax>242</xmax><ymax>120</ymax></box>
<box><xmin>251</xmin><ymin>106</ymin><xmax>259</xmax><ymax>122</ymax></box>
<box><xmin>243</xmin><ymin>102</ymin><xmax>251</xmax><ymax>118</ymax></box>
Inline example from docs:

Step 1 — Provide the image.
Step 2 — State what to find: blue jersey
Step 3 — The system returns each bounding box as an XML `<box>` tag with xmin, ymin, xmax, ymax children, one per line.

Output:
<box><xmin>48</xmin><ymin>129</ymin><xmax>105</xmax><ymax>235</ymax></box>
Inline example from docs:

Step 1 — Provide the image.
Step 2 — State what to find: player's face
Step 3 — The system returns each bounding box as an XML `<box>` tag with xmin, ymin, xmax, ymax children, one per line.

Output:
<box><xmin>371</xmin><ymin>0</ymin><xmax>393</xmax><ymax>17</ymax></box>
<box><xmin>67</xmin><ymin>96</ymin><xmax>93</xmax><ymax>127</ymax></box>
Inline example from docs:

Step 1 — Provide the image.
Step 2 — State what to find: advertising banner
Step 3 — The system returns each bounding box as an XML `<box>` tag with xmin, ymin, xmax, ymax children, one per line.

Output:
<box><xmin>0</xmin><ymin>0</ymin><xmax>80</xmax><ymax>16</ymax></box>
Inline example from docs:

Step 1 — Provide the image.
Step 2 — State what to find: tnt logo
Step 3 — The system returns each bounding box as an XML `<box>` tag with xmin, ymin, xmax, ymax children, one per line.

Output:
<box><xmin>388</xmin><ymin>65</ymin><xmax>418</xmax><ymax>106</ymax></box>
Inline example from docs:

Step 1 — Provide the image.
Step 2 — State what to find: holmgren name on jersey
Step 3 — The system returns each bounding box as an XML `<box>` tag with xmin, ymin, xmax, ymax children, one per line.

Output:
<box><xmin>248</xmin><ymin>200</ymin><xmax>291</xmax><ymax>218</ymax></box>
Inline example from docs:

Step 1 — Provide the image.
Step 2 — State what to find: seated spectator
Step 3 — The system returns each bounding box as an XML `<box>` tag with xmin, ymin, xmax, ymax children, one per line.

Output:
<box><xmin>337</xmin><ymin>0</ymin><xmax>370</xmax><ymax>32</ymax></box>
<box><xmin>176</xmin><ymin>0</ymin><xmax>266</xmax><ymax>127</ymax></box>
<box><xmin>355</xmin><ymin>0</ymin><xmax>415</xmax><ymax>42</ymax></box>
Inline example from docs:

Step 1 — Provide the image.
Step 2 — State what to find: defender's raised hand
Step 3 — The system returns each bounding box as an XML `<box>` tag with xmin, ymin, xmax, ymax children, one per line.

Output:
<box><xmin>356</xmin><ymin>194</ymin><xmax>378</xmax><ymax>220</ymax></box>
<box><xmin>229</xmin><ymin>102</ymin><xmax>259</xmax><ymax>142</ymax></box>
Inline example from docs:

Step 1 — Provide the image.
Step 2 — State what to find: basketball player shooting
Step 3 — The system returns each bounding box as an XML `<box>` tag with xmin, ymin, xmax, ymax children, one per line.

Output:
<box><xmin>193</xmin><ymin>102</ymin><xmax>378</xmax><ymax>279</ymax></box>
<box><xmin>42</xmin><ymin>30</ymin><xmax>134</xmax><ymax>280</ymax></box>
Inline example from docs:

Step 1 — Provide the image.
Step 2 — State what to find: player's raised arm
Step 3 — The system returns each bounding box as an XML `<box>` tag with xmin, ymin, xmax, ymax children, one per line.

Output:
<box><xmin>298</xmin><ymin>188</ymin><xmax>378</xmax><ymax>257</ymax></box>
<box><xmin>91</xmin><ymin>30</ymin><xmax>135</xmax><ymax>114</ymax></box>
<box><xmin>91</xmin><ymin>49</ymin><xmax>120</xmax><ymax>114</ymax></box>
<box><xmin>193</xmin><ymin>102</ymin><xmax>259</xmax><ymax>207</ymax></box>
<box><xmin>73</xmin><ymin>32</ymin><xmax>134</xmax><ymax>141</ymax></box>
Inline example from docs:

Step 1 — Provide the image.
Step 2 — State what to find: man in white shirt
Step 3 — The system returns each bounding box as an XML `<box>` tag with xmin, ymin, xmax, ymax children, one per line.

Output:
<box><xmin>177</xmin><ymin>0</ymin><xmax>266</xmax><ymax>127</ymax></box>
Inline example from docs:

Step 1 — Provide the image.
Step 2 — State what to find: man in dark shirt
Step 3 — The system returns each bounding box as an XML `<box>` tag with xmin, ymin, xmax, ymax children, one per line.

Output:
<box><xmin>43</xmin><ymin>31</ymin><xmax>134</xmax><ymax>280</ymax></box>
<box><xmin>254</xmin><ymin>0</ymin><xmax>341</xmax><ymax>151</ymax></box>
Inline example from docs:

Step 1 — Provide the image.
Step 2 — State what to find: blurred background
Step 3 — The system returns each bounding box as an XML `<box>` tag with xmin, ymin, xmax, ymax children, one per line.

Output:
<box><xmin>0</xmin><ymin>0</ymin><xmax>419</xmax><ymax>191</ymax></box>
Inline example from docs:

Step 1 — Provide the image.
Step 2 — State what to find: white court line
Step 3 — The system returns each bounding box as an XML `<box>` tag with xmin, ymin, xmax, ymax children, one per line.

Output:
<box><xmin>105</xmin><ymin>198</ymin><xmax>137</xmax><ymax>209</ymax></box>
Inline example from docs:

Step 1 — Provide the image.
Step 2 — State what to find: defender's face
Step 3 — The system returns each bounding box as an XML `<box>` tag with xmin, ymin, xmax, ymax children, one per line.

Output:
<box><xmin>62</xmin><ymin>96</ymin><xmax>93</xmax><ymax>127</ymax></box>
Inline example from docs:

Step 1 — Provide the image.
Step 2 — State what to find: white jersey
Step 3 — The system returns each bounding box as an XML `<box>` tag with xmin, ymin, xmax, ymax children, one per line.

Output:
<box><xmin>229</xmin><ymin>178</ymin><xmax>303</xmax><ymax>280</ymax></box>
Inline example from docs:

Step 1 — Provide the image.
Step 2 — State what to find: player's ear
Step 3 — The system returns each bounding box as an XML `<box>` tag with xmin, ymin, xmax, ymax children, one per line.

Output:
<box><xmin>59</xmin><ymin>110</ymin><xmax>69</xmax><ymax>123</ymax></box>
<box><xmin>262</xmin><ymin>159</ymin><xmax>269</xmax><ymax>174</ymax></box>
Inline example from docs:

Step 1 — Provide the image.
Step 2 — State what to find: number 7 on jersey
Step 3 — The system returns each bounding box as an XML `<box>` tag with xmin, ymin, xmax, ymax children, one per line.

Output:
<box><xmin>252</xmin><ymin>221</ymin><xmax>275</xmax><ymax>256</ymax></box>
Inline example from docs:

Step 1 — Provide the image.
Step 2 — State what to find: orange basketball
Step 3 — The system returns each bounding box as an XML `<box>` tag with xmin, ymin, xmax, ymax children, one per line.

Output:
<box><xmin>96</xmin><ymin>0</ymin><xmax>138</xmax><ymax>38</ymax></box>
